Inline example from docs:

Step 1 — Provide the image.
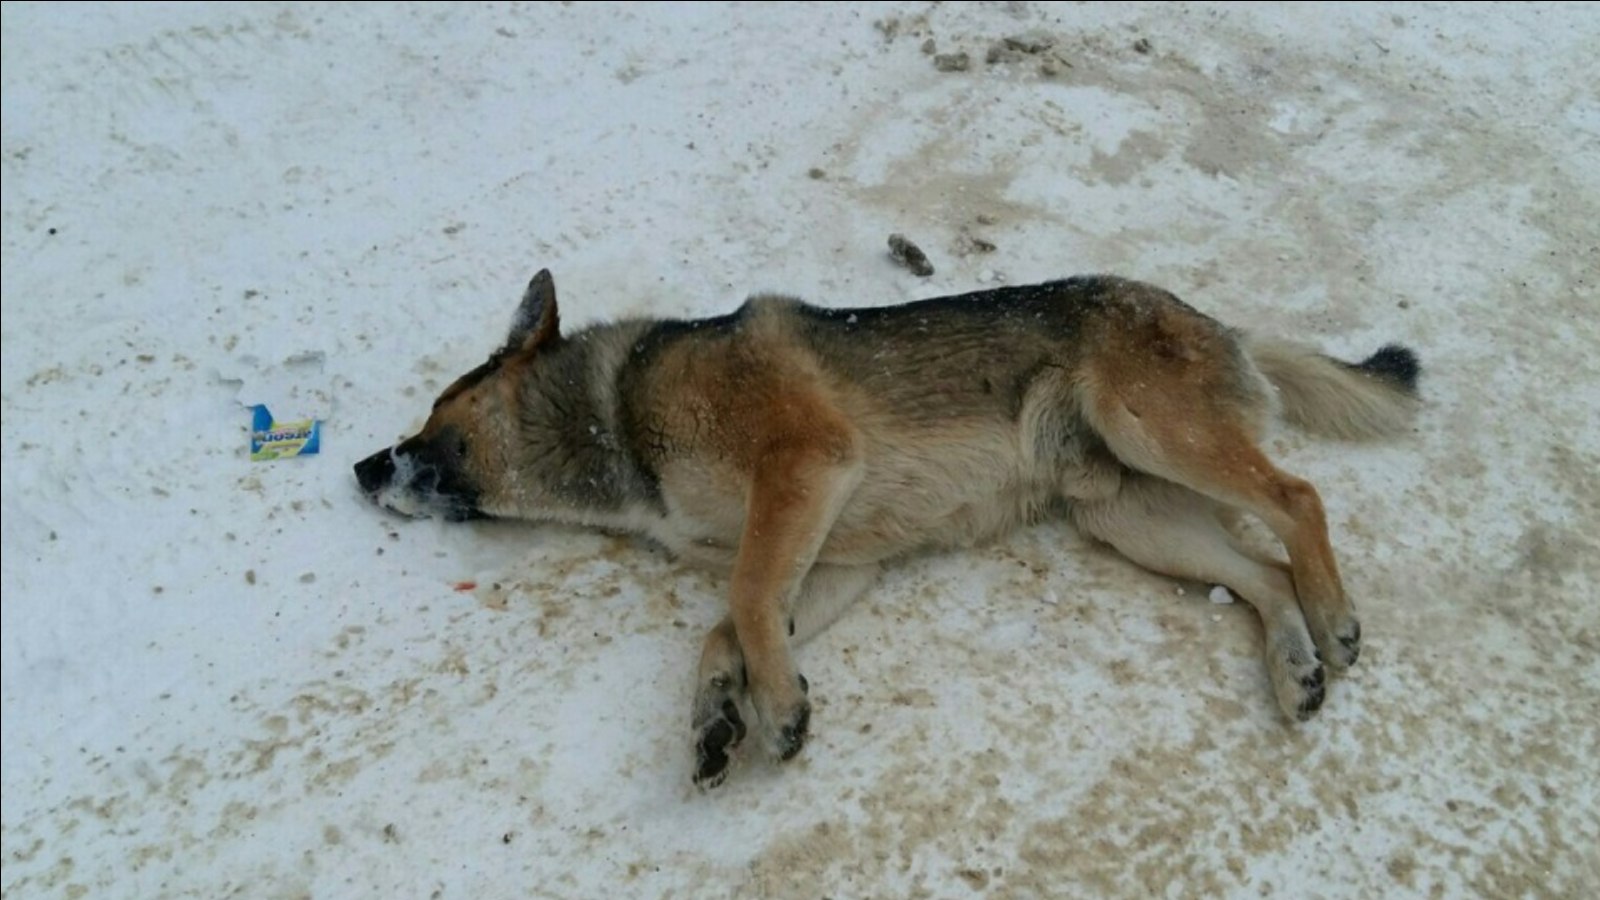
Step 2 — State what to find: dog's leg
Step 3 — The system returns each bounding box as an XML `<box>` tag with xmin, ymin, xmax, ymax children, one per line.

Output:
<box><xmin>1073</xmin><ymin>477</ymin><xmax>1327</xmax><ymax>720</ymax></box>
<box><xmin>1086</xmin><ymin>385</ymin><xmax>1361</xmax><ymax>673</ymax></box>
<box><xmin>691</xmin><ymin>563</ymin><xmax>879</xmax><ymax>787</ymax></box>
<box><xmin>730</xmin><ymin>449</ymin><xmax>862</xmax><ymax>764</ymax></box>
<box><xmin>690</xmin><ymin>618</ymin><xmax>747</xmax><ymax>788</ymax></box>
<box><xmin>787</xmin><ymin>562</ymin><xmax>882</xmax><ymax>644</ymax></box>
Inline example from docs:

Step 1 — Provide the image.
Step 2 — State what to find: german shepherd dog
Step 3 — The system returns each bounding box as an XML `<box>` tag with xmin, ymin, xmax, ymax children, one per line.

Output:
<box><xmin>355</xmin><ymin>270</ymin><xmax>1419</xmax><ymax>788</ymax></box>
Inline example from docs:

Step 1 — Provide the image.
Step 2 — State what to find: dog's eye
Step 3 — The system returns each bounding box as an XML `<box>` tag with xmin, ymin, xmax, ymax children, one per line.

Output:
<box><xmin>456</xmin><ymin>438</ymin><xmax>469</xmax><ymax>458</ymax></box>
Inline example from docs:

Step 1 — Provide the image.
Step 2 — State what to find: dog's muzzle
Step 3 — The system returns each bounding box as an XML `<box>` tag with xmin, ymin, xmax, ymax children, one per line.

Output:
<box><xmin>354</xmin><ymin>448</ymin><xmax>396</xmax><ymax>494</ymax></box>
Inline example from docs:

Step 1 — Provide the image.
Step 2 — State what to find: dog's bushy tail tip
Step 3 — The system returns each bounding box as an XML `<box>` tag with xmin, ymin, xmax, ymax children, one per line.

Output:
<box><xmin>1247</xmin><ymin>337</ymin><xmax>1421</xmax><ymax>442</ymax></box>
<box><xmin>1352</xmin><ymin>343</ymin><xmax>1421</xmax><ymax>396</ymax></box>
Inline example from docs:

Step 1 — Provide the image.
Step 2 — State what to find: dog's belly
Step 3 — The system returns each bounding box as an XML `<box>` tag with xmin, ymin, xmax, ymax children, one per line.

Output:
<box><xmin>646</xmin><ymin>420</ymin><xmax>1111</xmax><ymax>568</ymax></box>
<box><xmin>818</xmin><ymin>427</ymin><xmax>1061</xmax><ymax>565</ymax></box>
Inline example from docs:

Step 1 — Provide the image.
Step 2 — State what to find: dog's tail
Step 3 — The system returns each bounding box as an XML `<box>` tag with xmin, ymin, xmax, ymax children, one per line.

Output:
<box><xmin>1246</xmin><ymin>338</ymin><xmax>1421</xmax><ymax>440</ymax></box>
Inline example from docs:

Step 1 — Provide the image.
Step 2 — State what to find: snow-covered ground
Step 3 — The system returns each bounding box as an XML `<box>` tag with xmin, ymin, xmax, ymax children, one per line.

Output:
<box><xmin>4</xmin><ymin>3</ymin><xmax>1597</xmax><ymax>897</ymax></box>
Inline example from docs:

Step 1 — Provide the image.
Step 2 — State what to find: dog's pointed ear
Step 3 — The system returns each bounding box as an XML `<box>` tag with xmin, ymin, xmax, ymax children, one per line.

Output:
<box><xmin>505</xmin><ymin>268</ymin><xmax>560</xmax><ymax>354</ymax></box>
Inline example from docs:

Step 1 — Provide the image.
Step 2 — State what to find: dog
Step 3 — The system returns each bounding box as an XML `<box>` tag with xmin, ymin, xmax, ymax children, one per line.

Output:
<box><xmin>354</xmin><ymin>269</ymin><xmax>1419</xmax><ymax>788</ymax></box>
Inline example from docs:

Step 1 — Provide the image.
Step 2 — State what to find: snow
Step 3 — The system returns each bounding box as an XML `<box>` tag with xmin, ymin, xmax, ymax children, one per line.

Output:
<box><xmin>4</xmin><ymin>3</ymin><xmax>1598</xmax><ymax>898</ymax></box>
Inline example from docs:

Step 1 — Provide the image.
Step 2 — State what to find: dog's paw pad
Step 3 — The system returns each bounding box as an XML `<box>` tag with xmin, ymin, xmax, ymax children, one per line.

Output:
<box><xmin>694</xmin><ymin>746</ymin><xmax>731</xmax><ymax>790</ymax></box>
<box><xmin>1295</xmin><ymin>665</ymin><xmax>1327</xmax><ymax>721</ymax></box>
<box><xmin>1269</xmin><ymin>632</ymin><xmax>1330</xmax><ymax>723</ymax></box>
<box><xmin>692</xmin><ymin>700</ymin><xmax>746</xmax><ymax>789</ymax></box>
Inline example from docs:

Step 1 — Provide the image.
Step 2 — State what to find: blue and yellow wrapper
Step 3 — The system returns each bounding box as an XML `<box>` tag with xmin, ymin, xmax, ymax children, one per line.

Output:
<box><xmin>250</xmin><ymin>405</ymin><xmax>321</xmax><ymax>461</ymax></box>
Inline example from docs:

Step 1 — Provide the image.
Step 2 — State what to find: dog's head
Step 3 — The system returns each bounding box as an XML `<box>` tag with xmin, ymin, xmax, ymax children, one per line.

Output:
<box><xmin>354</xmin><ymin>268</ymin><xmax>562</xmax><ymax>521</ymax></box>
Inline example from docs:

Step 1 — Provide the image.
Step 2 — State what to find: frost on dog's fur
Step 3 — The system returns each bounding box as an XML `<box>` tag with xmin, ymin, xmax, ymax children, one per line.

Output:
<box><xmin>372</xmin><ymin>451</ymin><xmax>428</xmax><ymax>518</ymax></box>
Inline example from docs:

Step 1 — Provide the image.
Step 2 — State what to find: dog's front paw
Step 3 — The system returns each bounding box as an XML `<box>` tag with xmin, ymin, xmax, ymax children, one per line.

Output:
<box><xmin>752</xmin><ymin>673</ymin><xmax>812</xmax><ymax>762</ymax></box>
<box><xmin>692</xmin><ymin>698</ymin><xmax>747</xmax><ymax>789</ymax></box>
<box><xmin>776</xmin><ymin>700</ymin><xmax>811</xmax><ymax>761</ymax></box>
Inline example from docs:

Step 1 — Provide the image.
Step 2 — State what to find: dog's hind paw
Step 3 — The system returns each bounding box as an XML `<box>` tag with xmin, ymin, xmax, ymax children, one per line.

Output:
<box><xmin>1308</xmin><ymin>612</ymin><xmax>1361</xmax><ymax>672</ymax></box>
<box><xmin>1293</xmin><ymin>660</ymin><xmax>1327</xmax><ymax>721</ymax></box>
<box><xmin>1331</xmin><ymin>619</ymin><xmax>1361</xmax><ymax>670</ymax></box>
<box><xmin>1268</xmin><ymin>632</ymin><xmax>1328</xmax><ymax>723</ymax></box>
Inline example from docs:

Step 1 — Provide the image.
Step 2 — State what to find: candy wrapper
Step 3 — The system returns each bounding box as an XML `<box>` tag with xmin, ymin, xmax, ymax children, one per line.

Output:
<box><xmin>250</xmin><ymin>405</ymin><xmax>322</xmax><ymax>461</ymax></box>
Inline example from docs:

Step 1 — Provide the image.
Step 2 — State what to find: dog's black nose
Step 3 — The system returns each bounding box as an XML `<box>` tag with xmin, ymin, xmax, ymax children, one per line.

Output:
<box><xmin>354</xmin><ymin>449</ymin><xmax>396</xmax><ymax>494</ymax></box>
